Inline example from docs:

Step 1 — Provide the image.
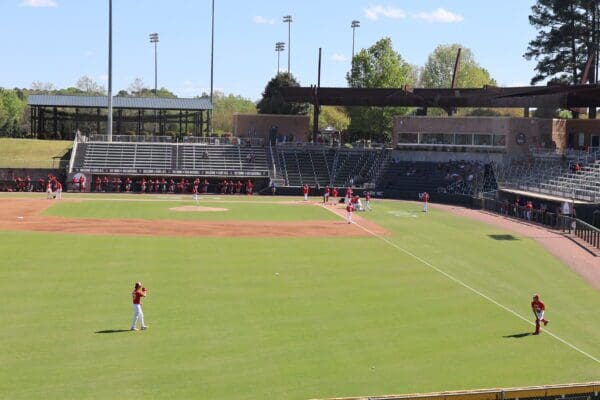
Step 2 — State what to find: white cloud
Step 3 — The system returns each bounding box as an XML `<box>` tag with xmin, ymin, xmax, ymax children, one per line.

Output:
<box><xmin>331</xmin><ymin>53</ymin><xmax>348</xmax><ymax>62</ymax></box>
<box><xmin>253</xmin><ymin>15</ymin><xmax>275</xmax><ymax>25</ymax></box>
<box><xmin>21</xmin><ymin>0</ymin><xmax>57</xmax><ymax>7</ymax></box>
<box><xmin>364</xmin><ymin>4</ymin><xmax>406</xmax><ymax>20</ymax></box>
<box><xmin>97</xmin><ymin>74</ymin><xmax>108</xmax><ymax>82</ymax></box>
<box><xmin>412</xmin><ymin>8</ymin><xmax>463</xmax><ymax>23</ymax></box>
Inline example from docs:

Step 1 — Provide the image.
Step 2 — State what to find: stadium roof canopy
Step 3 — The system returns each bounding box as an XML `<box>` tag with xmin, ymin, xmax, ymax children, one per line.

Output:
<box><xmin>28</xmin><ymin>94</ymin><xmax>212</xmax><ymax>110</ymax></box>
<box><xmin>279</xmin><ymin>84</ymin><xmax>600</xmax><ymax>109</ymax></box>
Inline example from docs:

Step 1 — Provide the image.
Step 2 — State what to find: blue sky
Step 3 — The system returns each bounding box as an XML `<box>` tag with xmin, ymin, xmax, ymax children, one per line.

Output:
<box><xmin>0</xmin><ymin>0</ymin><xmax>538</xmax><ymax>101</ymax></box>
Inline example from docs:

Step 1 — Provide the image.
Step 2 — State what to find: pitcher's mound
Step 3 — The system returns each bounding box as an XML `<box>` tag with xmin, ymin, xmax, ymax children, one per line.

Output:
<box><xmin>170</xmin><ymin>206</ymin><xmax>228</xmax><ymax>212</ymax></box>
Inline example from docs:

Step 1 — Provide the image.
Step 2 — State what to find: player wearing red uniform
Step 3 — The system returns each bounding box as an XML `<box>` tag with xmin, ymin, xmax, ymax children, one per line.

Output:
<box><xmin>345</xmin><ymin>186</ymin><xmax>353</xmax><ymax>203</ymax></box>
<box><xmin>79</xmin><ymin>175</ymin><xmax>86</xmax><ymax>192</ymax></box>
<box><xmin>531</xmin><ymin>294</ymin><xmax>549</xmax><ymax>335</ymax></box>
<box><xmin>46</xmin><ymin>181</ymin><xmax>54</xmax><ymax>199</ymax></box>
<box><xmin>422</xmin><ymin>192</ymin><xmax>429</xmax><ymax>212</ymax></box>
<box><xmin>193</xmin><ymin>177</ymin><xmax>200</xmax><ymax>200</ymax></box>
<box><xmin>236</xmin><ymin>180</ymin><xmax>243</xmax><ymax>195</ymax></box>
<box><xmin>72</xmin><ymin>175</ymin><xmax>79</xmax><ymax>192</ymax></box>
<box><xmin>55</xmin><ymin>181</ymin><xmax>62</xmax><ymax>200</ymax></box>
<box><xmin>323</xmin><ymin>185</ymin><xmax>330</xmax><ymax>204</ymax></box>
<box><xmin>332</xmin><ymin>187</ymin><xmax>338</xmax><ymax>203</ymax></box>
<box><xmin>246</xmin><ymin>179</ymin><xmax>253</xmax><ymax>195</ymax></box>
<box><xmin>131</xmin><ymin>282</ymin><xmax>148</xmax><ymax>331</ymax></box>
<box><xmin>346</xmin><ymin>202</ymin><xmax>354</xmax><ymax>224</ymax></box>
<box><xmin>302</xmin><ymin>184</ymin><xmax>309</xmax><ymax>201</ymax></box>
<box><xmin>365</xmin><ymin>191</ymin><xmax>372</xmax><ymax>211</ymax></box>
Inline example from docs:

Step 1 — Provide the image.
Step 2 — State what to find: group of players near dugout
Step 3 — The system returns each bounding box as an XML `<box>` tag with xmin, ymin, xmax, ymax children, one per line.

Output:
<box><xmin>301</xmin><ymin>184</ymin><xmax>431</xmax><ymax>224</ymax></box>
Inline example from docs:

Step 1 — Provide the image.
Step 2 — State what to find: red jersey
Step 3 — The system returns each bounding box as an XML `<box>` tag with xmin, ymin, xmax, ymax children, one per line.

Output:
<box><xmin>423</xmin><ymin>193</ymin><xmax>429</xmax><ymax>203</ymax></box>
<box><xmin>531</xmin><ymin>299</ymin><xmax>545</xmax><ymax>311</ymax></box>
<box><xmin>325</xmin><ymin>187</ymin><xmax>330</xmax><ymax>195</ymax></box>
<box><xmin>303</xmin><ymin>186</ymin><xmax>309</xmax><ymax>195</ymax></box>
<box><xmin>346</xmin><ymin>204</ymin><xmax>354</xmax><ymax>212</ymax></box>
<box><xmin>346</xmin><ymin>187</ymin><xmax>352</xmax><ymax>196</ymax></box>
<box><xmin>366</xmin><ymin>192</ymin><xmax>371</xmax><ymax>201</ymax></box>
<box><xmin>132</xmin><ymin>289</ymin><xmax>146</xmax><ymax>304</ymax></box>
<box><xmin>332</xmin><ymin>188</ymin><xmax>338</xmax><ymax>197</ymax></box>
<box><xmin>56</xmin><ymin>182</ymin><xmax>62</xmax><ymax>190</ymax></box>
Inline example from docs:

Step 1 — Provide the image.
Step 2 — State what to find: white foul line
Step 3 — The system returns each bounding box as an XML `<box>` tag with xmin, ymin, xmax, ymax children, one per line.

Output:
<box><xmin>322</xmin><ymin>205</ymin><xmax>600</xmax><ymax>364</ymax></box>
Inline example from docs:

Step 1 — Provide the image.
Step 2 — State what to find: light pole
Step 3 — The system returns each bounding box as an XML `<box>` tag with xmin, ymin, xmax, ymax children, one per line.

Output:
<box><xmin>149</xmin><ymin>33</ymin><xmax>159</xmax><ymax>94</ymax></box>
<box><xmin>275</xmin><ymin>42</ymin><xmax>285</xmax><ymax>73</ymax></box>
<box><xmin>209</xmin><ymin>0</ymin><xmax>215</xmax><ymax>135</ymax></box>
<box><xmin>283</xmin><ymin>15</ymin><xmax>292</xmax><ymax>73</ymax></box>
<box><xmin>351</xmin><ymin>20</ymin><xmax>360</xmax><ymax>62</ymax></box>
<box><xmin>107</xmin><ymin>0</ymin><xmax>113</xmax><ymax>141</ymax></box>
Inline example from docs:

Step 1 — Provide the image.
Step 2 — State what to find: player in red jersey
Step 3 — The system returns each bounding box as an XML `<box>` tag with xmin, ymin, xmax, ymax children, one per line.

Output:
<box><xmin>365</xmin><ymin>191</ymin><xmax>372</xmax><ymax>211</ymax></box>
<box><xmin>236</xmin><ymin>180</ymin><xmax>243</xmax><ymax>195</ymax></box>
<box><xmin>531</xmin><ymin>294</ymin><xmax>549</xmax><ymax>335</ymax></box>
<box><xmin>131</xmin><ymin>282</ymin><xmax>148</xmax><ymax>331</ymax></box>
<box><xmin>72</xmin><ymin>175</ymin><xmax>79</xmax><ymax>192</ymax></box>
<box><xmin>346</xmin><ymin>201</ymin><xmax>354</xmax><ymax>224</ymax></box>
<box><xmin>332</xmin><ymin>187</ymin><xmax>338</xmax><ymax>203</ymax></box>
<box><xmin>302</xmin><ymin>184</ymin><xmax>310</xmax><ymax>201</ymax></box>
<box><xmin>46</xmin><ymin>181</ymin><xmax>54</xmax><ymax>199</ymax></box>
<box><xmin>323</xmin><ymin>185</ymin><xmax>330</xmax><ymax>204</ymax></box>
<box><xmin>55</xmin><ymin>180</ymin><xmax>62</xmax><ymax>200</ymax></box>
<box><xmin>422</xmin><ymin>191</ymin><xmax>429</xmax><ymax>212</ymax></box>
<box><xmin>345</xmin><ymin>186</ymin><xmax>353</xmax><ymax>203</ymax></box>
<box><xmin>193</xmin><ymin>177</ymin><xmax>200</xmax><ymax>200</ymax></box>
<box><xmin>246</xmin><ymin>179</ymin><xmax>253</xmax><ymax>195</ymax></box>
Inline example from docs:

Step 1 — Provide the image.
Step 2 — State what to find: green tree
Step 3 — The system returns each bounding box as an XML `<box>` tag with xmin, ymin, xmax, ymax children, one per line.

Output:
<box><xmin>257</xmin><ymin>72</ymin><xmax>309</xmax><ymax>115</ymax></box>
<box><xmin>309</xmin><ymin>106</ymin><xmax>350</xmax><ymax>132</ymax></box>
<box><xmin>346</xmin><ymin>37</ymin><xmax>414</xmax><ymax>141</ymax></box>
<box><xmin>0</xmin><ymin>89</ymin><xmax>27</xmax><ymax>136</ymax></box>
<box><xmin>211</xmin><ymin>91</ymin><xmax>257</xmax><ymax>133</ymax></box>
<box><xmin>524</xmin><ymin>0</ymin><xmax>599</xmax><ymax>85</ymax></box>
<box><xmin>75</xmin><ymin>76</ymin><xmax>106</xmax><ymax>95</ymax></box>
<box><xmin>421</xmin><ymin>44</ymin><xmax>496</xmax><ymax>88</ymax></box>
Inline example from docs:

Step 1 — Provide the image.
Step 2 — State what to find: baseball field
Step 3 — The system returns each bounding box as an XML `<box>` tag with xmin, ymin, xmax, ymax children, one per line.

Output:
<box><xmin>0</xmin><ymin>193</ymin><xmax>598</xmax><ymax>399</ymax></box>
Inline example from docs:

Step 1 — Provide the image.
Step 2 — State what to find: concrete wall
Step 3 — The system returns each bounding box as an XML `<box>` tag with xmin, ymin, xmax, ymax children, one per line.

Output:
<box><xmin>393</xmin><ymin>116</ymin><xmax>566</xmax><ymax>158</ymax></box>
<box><xmin>232</xmin><ymin>113</ymin><xmax>310</xmax><ymax>144</ymax></box>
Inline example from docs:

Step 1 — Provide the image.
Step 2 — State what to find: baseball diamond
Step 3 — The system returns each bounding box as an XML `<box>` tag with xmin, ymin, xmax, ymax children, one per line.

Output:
<box><xmin>2</xmin><ymin>1</ymin><xmax>600</xmax><ymax>399</ymax></box>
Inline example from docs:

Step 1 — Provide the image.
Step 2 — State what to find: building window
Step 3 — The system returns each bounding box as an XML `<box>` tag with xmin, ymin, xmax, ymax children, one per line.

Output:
<box><xmin>398</xmin><ymin>132</ymin><xmax>418</xmax><ymax>144</ymax></box>
<box><xmin>455</xmin><ymin>134</ymin><xmax>473</xmax><ymax>145</ymax></box>
<box><xmin>473</xmin><ymin>134</ymin><xmax>493</xmax><ymax>146</ymax></box>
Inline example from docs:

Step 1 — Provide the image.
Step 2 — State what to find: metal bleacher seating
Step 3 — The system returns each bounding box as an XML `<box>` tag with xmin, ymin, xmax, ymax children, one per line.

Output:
<box><xmin>74</xmin><ymin>140</ymin><xmax>268</xmax><ymax>176</ymax></box>
<box><xmin>274</xmin><ymin>145</ymin><xmax>386</xmax><ymax>187</ymax></box>
<box><xmin>377</xmin><ymin>161</ymin><xmax>447</xmax><ymax>195</ymax></box>
<box><xmin>82</xmin><ymin>142</ymin><xmax>172</xmax><ymax>171</ymax></box>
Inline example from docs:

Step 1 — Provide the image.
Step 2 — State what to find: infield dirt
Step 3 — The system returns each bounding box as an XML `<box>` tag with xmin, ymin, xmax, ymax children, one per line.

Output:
<box><xmin>0</xmin><ymin>198</ymin><xmax>388</xmax><ymax>238</ymax></box>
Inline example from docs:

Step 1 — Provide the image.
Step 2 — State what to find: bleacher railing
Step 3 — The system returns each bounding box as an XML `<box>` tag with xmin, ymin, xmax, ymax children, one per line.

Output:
<box><xmin>482</xmin><ymin>198</ymin><xmax>600</xmax><ymax>249</ymax></box>
<box><xmin>84</xmin><ymin>135</ymin><xmax>264</xmax><ymax>146</ymax></box>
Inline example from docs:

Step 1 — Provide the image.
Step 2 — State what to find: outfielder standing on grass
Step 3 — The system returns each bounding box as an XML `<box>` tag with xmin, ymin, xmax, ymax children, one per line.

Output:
<box><xmin>531</xmin><ymin>294</ymin><xmax>549</xmax><ymax>335</ymax></box>
<box><xmin>131</xmin><ymin>282</ymin><xmax>148</xmax><ymax>331</ymax></box>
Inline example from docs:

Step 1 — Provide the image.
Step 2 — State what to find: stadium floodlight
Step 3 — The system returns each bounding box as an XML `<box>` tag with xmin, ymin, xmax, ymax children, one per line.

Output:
<box><xmin>149</xmin><ymin>33</ymin><xmax>159</xmax><ymax>94</ymax></box>
<box><xmin>275</xmin><ymin>42</ymin><xmax>286</xmax><ymax>73</ymax></box>
<box><xmin>351</xmin><ymin>20</ymin><xmax>360</xmax><ymax>62</ymax></box>
<box><xmin>107</xmin><ymin>0</ymin><xmax>113</xmax><ymax>141</ymax></box>
<box><xmin>283</xmin><ymin>15</ymin><xmax>292</xmax><ymax>73</ymax></box>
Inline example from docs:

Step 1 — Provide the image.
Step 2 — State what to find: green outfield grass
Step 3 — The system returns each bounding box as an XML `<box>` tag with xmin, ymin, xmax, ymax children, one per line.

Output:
<box><xmin>0</xmin><ymin>197</ymin><xmax>598</xmax><ymax>400</ymax></box>
<box><xmin>0</xmin><ymin>138</ymin><xmax>72</xmax><ymax>168</ymax></box>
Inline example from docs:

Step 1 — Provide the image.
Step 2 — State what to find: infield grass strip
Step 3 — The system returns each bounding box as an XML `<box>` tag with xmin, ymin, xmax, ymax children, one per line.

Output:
<box><xmin>43</xmin><ymin>199</ymin><xmax>338</xmax><ymax>222</ymax></box>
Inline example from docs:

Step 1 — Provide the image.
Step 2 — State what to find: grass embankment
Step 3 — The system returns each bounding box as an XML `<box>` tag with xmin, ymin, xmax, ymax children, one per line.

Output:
<box><xmin>0</xmin><ymin>138</ymin><xmax>72</xmax><ymax>168</ymax></box>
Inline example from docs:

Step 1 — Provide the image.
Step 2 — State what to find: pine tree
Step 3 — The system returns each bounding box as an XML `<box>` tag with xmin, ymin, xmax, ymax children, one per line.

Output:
<box><xmin>524</xmin><ymin>0</ymin><xmax>599</xmax><ymax>85</ymax></box>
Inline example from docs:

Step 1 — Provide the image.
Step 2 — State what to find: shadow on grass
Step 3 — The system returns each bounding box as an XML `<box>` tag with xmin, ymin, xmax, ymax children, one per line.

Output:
<box><xmin>503</xmin><ymin>332</ymin><xmax>532</xmax><ymax>338</ymax></box>
<box><xmin>95</xmin><ymin>329</ymin><xmax>130</xmax><ymax>334</ymax></box>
